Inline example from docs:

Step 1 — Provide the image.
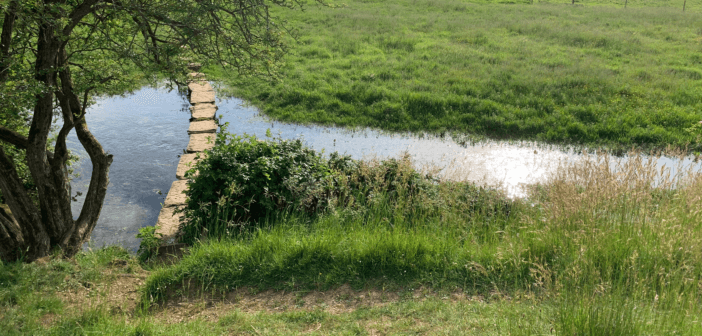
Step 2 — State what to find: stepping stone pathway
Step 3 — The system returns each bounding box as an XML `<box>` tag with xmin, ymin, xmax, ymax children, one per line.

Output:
<box><xmin>155</xmin><ymin>64</ymin><xmax>218</xmax><ymax>243</ymax></box>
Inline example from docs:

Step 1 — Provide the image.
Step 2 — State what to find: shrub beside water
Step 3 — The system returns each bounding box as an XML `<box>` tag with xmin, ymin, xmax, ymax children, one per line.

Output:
<box><xmin>179</xmin><ymin>126</ymin><xmax>340</xmax><ymax>243</ymax></box>
<box><xmin>177</xmin><ymin>125</ymin><xmax>476</xmax><ymax>244</ymax></box>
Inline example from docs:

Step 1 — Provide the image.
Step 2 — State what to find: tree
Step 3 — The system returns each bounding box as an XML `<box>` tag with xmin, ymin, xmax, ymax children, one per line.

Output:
<box><xmin>0</xmin><ymin>0</ymin><xmax>310</xmax><ymax>262</ymax></box>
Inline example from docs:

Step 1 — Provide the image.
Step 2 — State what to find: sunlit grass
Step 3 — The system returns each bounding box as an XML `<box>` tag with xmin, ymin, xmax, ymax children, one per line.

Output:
<box><xmin>143</xmin><ymin>142</ymin><xmax>702</xmax><ymax>333</ymax></box>
<box><xmin>213</xmin><ymin>0</ymin><xmax>702</xmax><ymax>151</ymax></box>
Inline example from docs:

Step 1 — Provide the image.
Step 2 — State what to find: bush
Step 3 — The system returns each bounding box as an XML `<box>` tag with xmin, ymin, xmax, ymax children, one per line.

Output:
<box><xmin>178</xmin><ymin>124</ymin><xmax>440</xmax><ymax>244</ymax></box>
<box><xmin>178</xmin><ymin>125</ymin><xmax>344</xmax><ymax>243</ymax></box>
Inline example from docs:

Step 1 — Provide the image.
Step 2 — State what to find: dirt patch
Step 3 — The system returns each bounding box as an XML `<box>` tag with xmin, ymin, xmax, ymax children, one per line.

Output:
<box><xmin>55</xmin><ymin>266</ymin><xmax>149</xmax><ymax>318</ymax></box>
<box><xmin>47</xmin><ymin>260</ymin><xmax>482</xmax><ymax>327</ymax></box>
<box><xmin>150</xmin><ymin>285</ymin><xmax>484</xmax><ymax>324</ymax></box>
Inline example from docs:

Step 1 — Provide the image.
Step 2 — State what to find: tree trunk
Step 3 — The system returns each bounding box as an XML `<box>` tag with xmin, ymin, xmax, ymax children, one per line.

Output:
<box><xmin>0</xmin><ymin>8</ymin><xmax>112</xmax><ymax>262</ymax></box>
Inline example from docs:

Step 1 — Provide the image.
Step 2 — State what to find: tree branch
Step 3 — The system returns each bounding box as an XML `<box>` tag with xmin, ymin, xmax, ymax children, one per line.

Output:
<box><xmin>62</xmin><ymin>0</ymin><xmax>101</xmax><ymax>38</ymax></box>
<box><xmin>0</xmin><ymin>0</ymin><xmax>17</xmax><ymax>82</ymax></box>
<box><xmin>0</xmin><ymin>125</ymin><xmax>55</xmax><ymax>161</ymax></box>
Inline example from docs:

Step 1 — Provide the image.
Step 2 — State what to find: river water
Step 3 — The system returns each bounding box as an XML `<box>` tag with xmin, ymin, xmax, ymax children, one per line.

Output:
<box><xmin>66</xmin><ymin>85</ymin><xmax>702</xmax><ymax>251</ymax></box>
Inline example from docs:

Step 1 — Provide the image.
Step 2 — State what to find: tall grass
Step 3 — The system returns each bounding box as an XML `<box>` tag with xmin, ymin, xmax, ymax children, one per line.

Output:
<box><xmin>213</xmin><ymin>0</ymin><xmax>702</xmax><ymax>151</ymax></box>
<box><xmin>145</xmin><ymin>138</ymin><xmax>702</xmax><ymax>333</ymax></box>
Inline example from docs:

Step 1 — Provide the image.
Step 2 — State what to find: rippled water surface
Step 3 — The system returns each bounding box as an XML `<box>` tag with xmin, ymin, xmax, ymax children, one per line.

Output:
<box><xmin>67</xmin><ymin>85</ymin><xmax>702</xmax><ymax>251</ymax></box>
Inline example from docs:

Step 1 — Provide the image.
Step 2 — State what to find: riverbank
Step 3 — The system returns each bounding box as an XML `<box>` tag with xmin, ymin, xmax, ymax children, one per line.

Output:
<box><xmin>212</xmin><ymin>0</ymin><xmax>702</xmax><ymax>152</ymax></box>
<box><xmin>4</xmin><ymin>145</ymin><xmax>702</xmax><ymax>334</ymax></box>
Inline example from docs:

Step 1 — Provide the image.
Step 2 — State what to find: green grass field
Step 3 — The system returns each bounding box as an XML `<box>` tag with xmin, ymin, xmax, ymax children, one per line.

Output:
<box><xmin>5</xmin><ymin>1</ymin><xmax>702</xmax><ymax>334</ymax></box>
<box><xmin>215</xmin><ymin>0</ymin><xmax>702</xmax><ymax>151</ymax></box>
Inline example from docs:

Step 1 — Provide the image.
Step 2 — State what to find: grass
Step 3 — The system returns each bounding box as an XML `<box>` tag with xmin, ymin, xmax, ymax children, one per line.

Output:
<box><xmin>0</xmin><ymin>246</ymin><xmax>141</xmax><ymax>335</ymax></box>
<box><xmin>138</xmin><ymin>139</ymin><xmax>702</xmax><ymax>334</ymax></box>
<box><xmin>5</xmin><ymin>1</ymin><xmax>702</xmax><ymax>334</ymax></box>
<box><xmin>4</xmin><ymin>145</ymin><xmax>702</xmax><ymax>334</ymax></box>
<box><xmin>213</xmin><ymin>0</ymin><xmax>702</xmax><ymax>151</ymax></box>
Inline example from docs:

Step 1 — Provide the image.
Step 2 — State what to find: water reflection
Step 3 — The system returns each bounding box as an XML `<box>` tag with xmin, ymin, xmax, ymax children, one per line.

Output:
<box><xmin>218</xmin><ymin>100</ymin><xmax>578</xmax><ymax>197</ymax></box>
<box><xmin>67</xmin><ymin>85</ymin><xmax>702</xmax><ymax>251</ymax></box>
<box><xmin>68</xmin><ymin>86</ymin><xmax>191</xmax><ymax>250</ymax></box>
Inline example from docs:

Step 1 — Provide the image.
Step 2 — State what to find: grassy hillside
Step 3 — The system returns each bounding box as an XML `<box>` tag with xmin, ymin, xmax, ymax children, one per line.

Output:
<box><xmin>215</xmin><ymin>0</ymin><xmax>702</xmax><ymax>151</ymax></box>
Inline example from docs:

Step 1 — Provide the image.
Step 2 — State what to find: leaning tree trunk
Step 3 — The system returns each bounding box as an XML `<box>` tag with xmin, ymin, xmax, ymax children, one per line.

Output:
<box><xmin>0</xmin><ymin>13</ymin><xmax>112</xmax><ymax>262</ymax></box>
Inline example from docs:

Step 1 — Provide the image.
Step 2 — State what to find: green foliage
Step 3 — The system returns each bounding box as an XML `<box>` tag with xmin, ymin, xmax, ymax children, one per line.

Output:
<box><xmin>216</xmin><ymin>0</ymin><xmax>702</xmax><ymax>152</ymax></box>
<box><xmin>142</xmin><ymin>145</ymin><xmax>702</xmax><ymax>333</ymax></box>
<box><xmin>136</xmin><ymin>226</ymin><xmax>163</xmax><ymax>263</ymax></box>
<box><xmin>179</xmin><ymin>124</ymin><xmax>445</xmax><ymax>244</ymax></box>
<box><xmin>180</xmin><ymin>125</ymin><xmax>341</xmax><ymax>241</ymax></box>
<box><xmin>150</xmin><ymin>140</ymin><xmax>520</xmax><ymax>298</ymax></box>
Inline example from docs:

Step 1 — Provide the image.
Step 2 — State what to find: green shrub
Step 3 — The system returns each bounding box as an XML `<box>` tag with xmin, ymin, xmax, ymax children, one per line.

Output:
<box><xmin>179</xmin><ymin>125</ymin><xmax>346</xmax><ymax>243</ymax></box>
<box><xmin>178</xmin><ymin>124</ymin><xmax>442</xmax><ymax>244</ymax></box>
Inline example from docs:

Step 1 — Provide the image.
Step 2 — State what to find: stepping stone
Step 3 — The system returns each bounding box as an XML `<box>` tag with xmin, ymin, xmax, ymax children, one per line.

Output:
<box><xmin>188</xmin><ymin>81</ymin><xmax>214</xmax><ymax>93</ymax></box>
<box><xmin>190</xmin><ymin>103</ymin><xmax>217</xmax><ymax>112</ymax></box>
<box><xmin>188</xmin><ymin>120</ymin><xmax>217</xmax><ymax>134</ymax></box>
<box><xmin>186</xmin><ymin>133</ymin><xmax>216</xmax><ymax>153</ymax></box>
<box><xmin>164</xmin><ymin>180</ymin><xmax>189</xmax><ymax>207</ymax></box>
<box><xmin>188</xmin><ymin>72</ymin><xmax>205</xmax><ymax>79</ymax></box>
<box><xmin>176</xmin><ymin>153</ymin><xmax>206</xmax><ymax>180</ymax></box>
<box><xmin>189</xmin><ymin>90</ymin><xmax>215</xmax><ymax>104</ymax></box>
<box><xmin>155</xmin><ymin>206</ymin><xmax>184</xmax><ymax>243</ymax></box>
<box><xmin>190</xmin><ymin>105</ymin><xmax>217</xmax><ymax>120</ymax></box>
<box><xmin>187</xmin><ymin>63</ymin><xmax>202</xmax><ymax>71</ymax></box>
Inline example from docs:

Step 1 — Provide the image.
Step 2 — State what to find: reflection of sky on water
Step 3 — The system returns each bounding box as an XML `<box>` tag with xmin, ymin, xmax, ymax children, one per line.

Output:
<box><xmin>68</xmin><ymin>86</ymin><xmax>191</xmax><ymax>251</ymax></box>
<box><xmin>67</xmin><ymin>85</ymin><xmax>702</xmax><ymax>251</ymax></box>
<box><xmin>216</xmin><ymin>98</ymin><xmax>582</xmax><ymax>197</ymax></box>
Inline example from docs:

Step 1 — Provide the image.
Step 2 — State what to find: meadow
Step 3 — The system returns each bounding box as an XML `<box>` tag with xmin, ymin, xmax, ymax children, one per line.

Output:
<box><xmin>215</xmin><ymin>0</ymin><xmax>702</xmax><ymax>151</ymax></box>
<box><xmin>4</xmin><ymin>0</ymin><xmax>702</xmax><ymax>335</ymax></box>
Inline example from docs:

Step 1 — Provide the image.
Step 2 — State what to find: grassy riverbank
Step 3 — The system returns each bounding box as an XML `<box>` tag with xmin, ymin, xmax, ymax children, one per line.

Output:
<box><xmin>4</xmin><ymin>137</ymin><xmax>702</xmax><ymax>334</ymax></box>
<box><xmin>139</xmin><ymin>132</ymin><xmax>702</xmax><ymax>334</ymax></box>
<box><xmin>213</xmin><ymin>0</ymin><xmax>702</xmax><ymax>151</ymax></box>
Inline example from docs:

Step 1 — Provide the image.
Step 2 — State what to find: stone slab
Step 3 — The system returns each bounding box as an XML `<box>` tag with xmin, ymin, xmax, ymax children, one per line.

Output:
<box><xmin>176</xmin><ymin>153</ymin><xmax>206</xmax><ymax>180</ymax></box>
<box><xmin>186</xmin><ymin>133</ymin><xmax>216</xmax><ymax>153</ymax></box>
<box><xmin>190</xmin><ymin>103</ymin><xmax>217</xmax><ymax>111</ymax></box>
<box><xmin>164</xmin><ymin>180</ymin><xmax>189</xmax><ymax>207</ymax></box>
<box><xmin>190</xmin><ymin>103</ymin><xmax>218</xmax><ymax>119</ymax></box>
<box><xmin>188</xmin><ymin>72</ymin><xmax>205</xmax><ymax>79</ymax></box>
<box><xmin>189</xmin><ymin>90</ymin><xmax>216</xmax><ymax>104</ymax></box>
<box><xmin>187</xmin><ymin>63</ymin><xmax>202</xmax><ymax>71</ymax></box>
<box><xmin>155</xmin><ymin>206</ymin><xmax>184</xmax><ymax>243</ymax></box>
<box><xmin>188</xmin><ymin>120</ymin><xmax>217</xmax><ymax>134</ymax></box>
<box><xmin>188</xmin><ymin>81</ymin><xmax>214</xmax><ymax>93</ymax></box>
<box><xmin>191</xmin><ymin>108</ymin><xmax>217</xmax><ymax>120</ymax></box>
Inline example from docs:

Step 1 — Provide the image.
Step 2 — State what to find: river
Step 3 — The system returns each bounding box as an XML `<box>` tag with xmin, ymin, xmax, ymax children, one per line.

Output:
<box><xmin>65</xmin><ymin>85</ymin><xmax>701</xmax><ymax>251</ymax></box>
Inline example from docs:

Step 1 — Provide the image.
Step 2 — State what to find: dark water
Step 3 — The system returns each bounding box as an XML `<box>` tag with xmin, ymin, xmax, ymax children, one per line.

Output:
<box><xmin>67</xmin><ymin>85</ymin><xmax>702</xmax><ymax>251</ymax></box>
